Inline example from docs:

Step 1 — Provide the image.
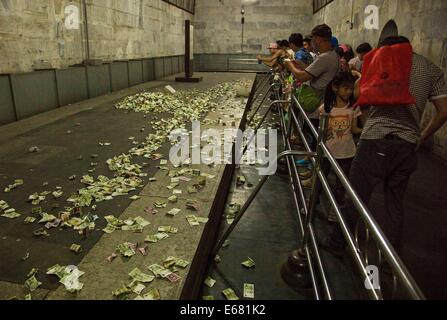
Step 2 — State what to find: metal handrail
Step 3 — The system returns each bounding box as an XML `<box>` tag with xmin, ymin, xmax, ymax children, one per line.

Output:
<box><xmin>212</xmin><ymin>71</ymin><xmax>425</xmax><ymax>300</ymax></box>
<box><xmin>287</xmin><ymin>77</ymin><xmax>425</xmax><ymax>300</ymax></box>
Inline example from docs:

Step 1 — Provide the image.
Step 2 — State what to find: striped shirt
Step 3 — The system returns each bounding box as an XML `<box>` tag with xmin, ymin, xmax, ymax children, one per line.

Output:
<box><xmin>361</xmin><ymin>53</ymin><xmax>447</xmax><ymax>144</ymax></box>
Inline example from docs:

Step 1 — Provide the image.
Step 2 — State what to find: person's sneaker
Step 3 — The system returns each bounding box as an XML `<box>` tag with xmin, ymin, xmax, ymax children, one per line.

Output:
<box><xmin>319</xmin><ymin>237</ymin><xmax>345</xmax><ymax>258</ymax></box>
<box><xmin>327</xmin><ymin>208</ymin><xmax>338</xmax><ymax>223</ymax></box>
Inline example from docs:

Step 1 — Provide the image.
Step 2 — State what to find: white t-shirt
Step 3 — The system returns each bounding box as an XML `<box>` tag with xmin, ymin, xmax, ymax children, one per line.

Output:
<box><xmin>320</xmin><ymin>104</ymin><xmax>362</xmax><ymax>159</ymax></box>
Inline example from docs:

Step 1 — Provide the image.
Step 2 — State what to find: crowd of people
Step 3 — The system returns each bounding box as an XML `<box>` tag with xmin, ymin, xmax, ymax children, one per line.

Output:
<box><xmin>257</xmin><ymin>24</ymin><xmax>447</xmax><ymax>256</ymax></box>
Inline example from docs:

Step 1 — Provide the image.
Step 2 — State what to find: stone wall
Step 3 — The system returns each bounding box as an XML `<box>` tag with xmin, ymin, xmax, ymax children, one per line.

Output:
<box><xmin>194</xmin><ymin>0</ymin><xmax>314</xmax><ymax>55</ymax></box>
<box><xmin>313</xmin><ymin>0</ymin><xmax>447</xmax><ymax>159</ymax></box>
<box><xmin>0</xmin><ymin>0</ymin><xmax>191</xmax><ymax>73</ymax></box>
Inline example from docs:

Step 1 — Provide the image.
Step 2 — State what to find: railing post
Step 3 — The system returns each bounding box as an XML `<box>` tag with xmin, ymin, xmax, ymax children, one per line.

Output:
<box><xmin>302</xmin><ymin>113</ymin><xmax>329</xmax><ymax>248</ymax></box>
<box><xmin>280</xmin><ymin>112</ymin><xmax>329</xmax><ymax>292</ymax></box>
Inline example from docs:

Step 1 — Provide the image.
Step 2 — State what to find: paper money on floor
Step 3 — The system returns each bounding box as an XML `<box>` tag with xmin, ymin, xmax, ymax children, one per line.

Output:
<box><xmin>143</xmin><ymin>288</ymin><xmax>160</xmax><ymax>300</ymax></box>
<box><xmin>129</xmin><ymin>268</ymin><xmax>155</xmax><ymax>283</ymax></box>
<box><xmin>222</xmin><ymin>288</ymin><xmax>239</xmax><ymax>300</ymax></box>
<box><xmin>241</xmin><ymin>257</ymin><xmax>256</xmax><ymax>269</ymax></box>
<box><xmin>243</xmin><ymin>283</ymin><xmax>255</xmax><ymax>299</ymax></box>
<box><xmin>204</xmin><ymin>276</ymin><xmax>216</xmax><ymax>288</ymax></box>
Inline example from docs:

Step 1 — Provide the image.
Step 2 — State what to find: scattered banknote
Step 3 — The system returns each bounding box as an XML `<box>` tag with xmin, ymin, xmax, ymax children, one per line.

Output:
<box><xmin>130</xmin><ymin>282</ymin><xmax>146</xmax><ymax>295</ymax></box>
<box><xmin>244</xmin><ymin>283</ymin><xmax>255</xmax><ymax>299</ymax></box>
<box><xmin>186</xmin><ymin>215</ymin><xmax>200</xmax><ymax>226</ymax></box>
<box><xmin>134</xmin><ymin>216</ymin><xmax>150</xmax><ymax>227</ymax></box>
<box><xmin>154</xmin><ymin>201</ymin><xmax>167</xmax><ymax>208</ymax></box>
<box><xmin>117</xmin><ymin>243</ymin><xmax>136</xmax><ymax>257</ymax></box>
<box><xmin>70</xmin><ymin>244</ymin><xmax>82</xmax><ymax>254</ymax></box>
<box><xmin>154</xmin><ymin>232</ymin><xmax>170</xmax><ymax>240</ymax></box>
<box><xmin>1</xmin><ymin>210</ymin><xmax>21</xmax><ymax>219</ymax></box>
<box><xmin>148</xmin><ymin>264</ymin><xmax>171</xmax><ymax>278</ymax></box>
<box><xmin>168</xmin><ymin>195</ymin><xmax>178</xmax><ymax>203</ymax></box>
<box><xmin>38</xmin><ymin>213</ymin><xmax>57</xmax><ymax>224</ymax></box>
<box><xmin>144</xmin><ymin>235</ymin><xmax>159</xmax><ymax>243</ymax></box>
<box><xmin>186</xmin><ymin>199</ymin><xmax>200</xmax><ymax>211</ymax></box>
<box><xmin>222</xmin><ymin>240</ymin><xmax>230</xmax><ymax>248</ymax></box>
<box><xmin>60</xmin><ymin>268</ymin><xmax>84</xmax><ymax>293</ymax></box>
<box><xmin>31</xmin><ymin>207</ymin><xmax>42</xmax><ymax>214</ymax></box>
<box><xmin>187</xmin><ymin>186</ymin><xmax>198</xmax><ymax>194</ymax></box>
<box><xmin>130</xmin><ymin>195</ymin><xmax>140</xmax><ymax>201</ymax></box>
<box><xmin>129</xmin><ymin>268</ymin><xmax>155</xmax><ymax>283</ymax></box>
<box><xmin>121</xmin><ymin>224</ymin><xmax>143</xmax><ymax>233</ymax></box>
<box><xmin>102</xmin><ymin>224</ymin><xmax>117</xmax><ymax>234</ymax></box>
<box><xmin>214</xmin><ymin>255</ymin><xmax>221</xmax><ymax>263</ymax></box>
<box><xmin>163</xmin><ymin>256</ymin><xmax>178</xmax><ymax>269</ymax></box>
<box><xmin>202</xmin><ymin>296</ymin><xmax>215</xmax><ymax>300</ymax></box>
<box><xmin>21</xmin><ymin>252</ymin><xmax>30</xmax><ymax>261</ymax></box>
<box><xmin>145</xmin><ymin>206</ymin><xmax>158</xmax><ymax>215</ymax></box>
<box><xmin>222</xmin><ymin>288</ymin><xmax>239</xmax><ymax>300</ymax></box>
<box><xmin>25</xmin><ymin>275</ymin><xmax>42</xmax><ymax>292</ymax></box>
<box><xmin>241</xmin><ymin>257</ymin><xmax>256</xmax><ymax>269</ymax></box>
<box><xmin>197</xmin><ymin>176</ymin><xmax>207</xmax><ymax>186</ymax></box>
<box><xmin>166</xmin><ymin>208</ymin><xmax>181</xmax><ymax>216</ymax></box>
<box><xmin>4</xmin><ymin>179</ymin><xmax>24</xmax><ymax>193</ymax></box>
<box><xmin>204</xmin><ymin>276</ymin><xmax>216</xmax><ymax>288</ymax></box>
<box><xmin>107</xmin><ymin>253</ymin><xmax>118</xmax><ymax>263</ymax></box>
<box><xmin>27</xmin><ymin>268</ymin><xmax>39</xmax><ymax>278</ymax></box>
<box><xmin>175</xmin><ymin>259</ymin><xmax>189</xmax><ymax>268</ymax></box>
<box><xmin>166</xmin><ymin>272</ymin><xmax>181</xmax><ymax>283</ymax></box>
<box><xmin>158</xmin><ymin>226</ymin><xmax>178</xmax><ymax>234</ymax></box>
<box><xmin>143</xmin><ymin>288</ymin><xmax>160</xmax><ymax>300</ymax></box>
<box><xmin>113</xmin><ymin>285</ymin><xmax>132</xmax><ymax>299</ymax></box>
<box><xmin>0</xmin><ymin>200</ymin><xmax>9</xmax><ymax>210</ymax></box>
<box><xmin>138</xmin><ymin>246</ymin><xmax>148</xmax><ymax>256</ymax></box>
<box><xmin>196</xmin><ymin>217</ymin><xmax>209</xmax><ymax>224</ymax></box>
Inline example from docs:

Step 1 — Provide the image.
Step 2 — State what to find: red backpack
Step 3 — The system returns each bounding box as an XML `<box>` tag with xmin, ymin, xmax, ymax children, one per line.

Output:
<box><xmin>356</xmin><ymin>43</ymin><xmax>416</xmax><ymax>106</ymax></box>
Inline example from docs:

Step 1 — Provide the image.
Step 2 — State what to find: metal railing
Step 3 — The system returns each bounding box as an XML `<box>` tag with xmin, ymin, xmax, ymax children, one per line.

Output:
<box><xmin>213</xmin><ymin>71</ymin><xmax>425</xmax><ymax>300</ymax></box>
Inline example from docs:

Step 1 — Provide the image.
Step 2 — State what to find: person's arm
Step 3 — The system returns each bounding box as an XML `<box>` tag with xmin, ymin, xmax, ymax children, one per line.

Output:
<box><xmin>284</xmin><ymin>60</ymin><xmax>313</xmax><ymax>82</ymax></box>
<box><xmin>352</xmin><ymin>70</ymin><xmax>362</xmax><ymax>99</ymax></box>
<box><xmin>257</xmin><ymin>50</ymin><xmax>282</xmax><ymax>63</ymax></box>
<box><xmin>293</xmin><ymin>59</ymin><xmax>309</xmax><ymax>70</ymax></box>
<box><xmin>420</xmin><ymin>97</ymin><xmax>447</xmax><ymax>144</ymax></box>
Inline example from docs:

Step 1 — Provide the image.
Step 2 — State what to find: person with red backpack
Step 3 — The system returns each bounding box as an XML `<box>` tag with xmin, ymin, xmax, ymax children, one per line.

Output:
<box><xmin>322</xmin><ymin>36</ymin><xmax>447</xmax><ymax>256</ymax></box>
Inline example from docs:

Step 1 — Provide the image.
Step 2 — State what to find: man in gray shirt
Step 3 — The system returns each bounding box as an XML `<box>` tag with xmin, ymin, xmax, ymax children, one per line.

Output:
<box><xmin>285</xmin><ymin>24</ymin><xmax>340</xmax><ymax>100</ymax></box>
<box><xmin>284</xmin><ymin>24</ymin><xmax>339</xmax><ymax>164</ymax></box>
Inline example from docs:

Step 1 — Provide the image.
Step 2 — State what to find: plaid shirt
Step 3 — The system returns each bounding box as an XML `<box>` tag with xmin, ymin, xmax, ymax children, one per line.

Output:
<box><xmin>361</xmin><ymin>53</ymin><xmax>447</xmax><ymax>144</ymax></box>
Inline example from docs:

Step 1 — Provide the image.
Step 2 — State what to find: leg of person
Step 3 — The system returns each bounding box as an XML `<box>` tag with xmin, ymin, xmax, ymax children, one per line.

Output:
<box><xmin>327</xmin><ymin>140</ymin><xmax>385</xmax><ymax>252</ymax></box>
<box><xmin>383</xmin><ymin>141</ymin><xmax>418</xmax><ymax>253</ymax></box>
<box><xmin>296</xmin><ymin>118</ymin><xmax>320</xmax><ymax>166</ymax></box>
<box><xmin>327</xmin><ymin>158</ymin><xmax>354</xmax><ymax>223</ymax></box>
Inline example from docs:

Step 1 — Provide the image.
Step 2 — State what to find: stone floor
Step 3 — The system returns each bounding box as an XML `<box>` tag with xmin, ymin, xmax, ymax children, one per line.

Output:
<box><xmin>0</xmin><ymin>72</ymin><xmax>254</xmax><ymax>300</ymax></box>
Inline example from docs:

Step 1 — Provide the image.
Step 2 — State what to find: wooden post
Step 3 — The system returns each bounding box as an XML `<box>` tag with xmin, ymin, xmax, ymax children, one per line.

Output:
<box><xmin>176</xmin><ymin>20</ymin><xmax>202</xmax><ymax>82</ymax></box>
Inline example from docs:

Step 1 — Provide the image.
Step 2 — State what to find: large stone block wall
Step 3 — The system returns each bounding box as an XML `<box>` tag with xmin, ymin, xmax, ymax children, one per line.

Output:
<box><xmin>0</xmin><ymin>0</ymin><xmax>191</xmax><ymax>73</ymax></box>
<box><xmin>194</xmin><ymin>0</ymin><xmax>314</xmax><ymax>55</ymax></box>
<box><xmin>313</xmin><ymin>0</ymin><xmax>447</xmax><ymax>159</ymax></box>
